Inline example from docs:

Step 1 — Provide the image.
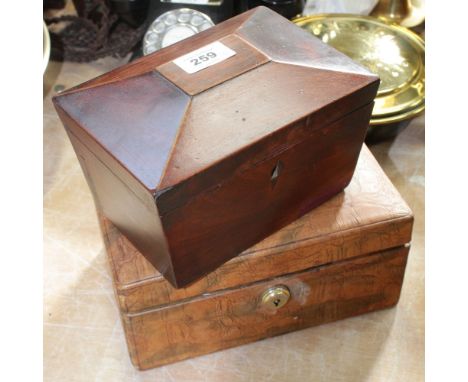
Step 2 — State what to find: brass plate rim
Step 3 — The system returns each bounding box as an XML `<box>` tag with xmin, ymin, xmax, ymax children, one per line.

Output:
<box><xmin>293</xmin><ymin>14</ymin><xmax>425</xmax><ymax>125</ymax></box>
<box><xmin>370</xmin><ymin>102</ymin><xmax>425</xmax><ymax>125</ymax></box>
<box><xmin>293</xmin><ymin>13</ymin><xmax>426</xmax><ymax>39</ymax></box>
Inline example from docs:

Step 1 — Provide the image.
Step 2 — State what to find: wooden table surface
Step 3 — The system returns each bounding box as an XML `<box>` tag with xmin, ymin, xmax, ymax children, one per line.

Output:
<box><xmin>43</xmin><ymin>58</ymin><xmax>424</xmax><ymax>382</ymax></box>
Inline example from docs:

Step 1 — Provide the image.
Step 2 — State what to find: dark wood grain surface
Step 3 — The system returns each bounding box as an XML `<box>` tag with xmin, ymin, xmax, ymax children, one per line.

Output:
<box><xmin>54</xmin><ymin>6</ymin><xmax>380</xmax><ymax>287</ymax></box>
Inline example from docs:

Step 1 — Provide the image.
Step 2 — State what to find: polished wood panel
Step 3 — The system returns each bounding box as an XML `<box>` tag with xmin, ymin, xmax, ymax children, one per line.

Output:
<box><xmin>157</xmin><ymin>62</ymin><xmax>380</xmax><ymax>198</ymax></box>
<box><xmin>54</xmin><ymin>72</ymin><xmax>190</xmax><ymax>189</ymax></box>
<box><xmin>54</xmin><ymin>6</ymin><xmax>380</xmax><ymax>287</ymax></box>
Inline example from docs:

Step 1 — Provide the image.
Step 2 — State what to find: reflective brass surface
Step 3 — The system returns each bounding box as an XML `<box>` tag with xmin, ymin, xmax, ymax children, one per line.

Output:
<box><xmin>371</xmin><ymin>0</ymin><xmax>425</xmax><ymax>28</ymax></box>
<box><xmin>260</xmin><ymin>285</ymin><xmax>291</xmax><ymax>310</ymax></box>
<box><xmin>293</xmin><ymin>15</ymin><xmax>425</xmax><ymax>125</ymax></box>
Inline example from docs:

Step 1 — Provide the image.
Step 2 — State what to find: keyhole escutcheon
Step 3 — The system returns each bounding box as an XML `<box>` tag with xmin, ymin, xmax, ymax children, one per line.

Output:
<box><xmin>270</xmin><ymin>160</ymin><xmax>284</xmax><ymax>187</ymax></box>
<box><xmin>260</xmin><ymin>285</ymin><xmax>291</xmax><ymax>310</ymax></box>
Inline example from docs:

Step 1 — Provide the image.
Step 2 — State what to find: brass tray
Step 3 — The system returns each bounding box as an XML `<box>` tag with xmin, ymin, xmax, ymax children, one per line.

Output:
<box><xmin>293</xmin><ymin>14</ymin><xmax>425</xmax><ymax>125</ymax></box>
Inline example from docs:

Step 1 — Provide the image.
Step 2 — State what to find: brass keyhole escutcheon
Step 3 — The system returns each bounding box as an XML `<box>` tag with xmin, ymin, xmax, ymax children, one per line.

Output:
<box><xmin>261</xmin><ymin>285</ymin><xmax>290</xmax><ymax>310</ymax></box>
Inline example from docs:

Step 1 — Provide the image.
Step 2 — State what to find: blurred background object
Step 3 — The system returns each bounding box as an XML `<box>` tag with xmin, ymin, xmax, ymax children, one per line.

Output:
<box><xmin>108</xmin><ymin>0</ymin><xmax>150</xmax><ymax>27</ymax></box>
<box><xmin>44</xmin><ymin>0</ymin><xmax>149</xmax><ymax>62</ymax></box>
<box><xmin>43</xmin><ymin>0</ymin><xmax>307</xmax><ymax>61</ymax></box>
<box><xmin>44</xmin><ymin>0</ymin><xmax>67</xmax><ymax>10</ymax></box>
<box><xmin>143</xmin><ymin>8</ymin><xmax>214</xmax><ymax>55</ymax></box>
<box><xmin>43</xmin><ymin>21</ymin><xmax>51</xmax><ymax>74</ymax></box>
<box><xmin>303</xmin><ymin>0</ymin><xmax>378</xmax><ymax>15</ymax></box>
<box><xmin>144</xmin><ymin>1</ymin><xmax>304</xmax><ymax>23</ymax></box>
<box><xmin>140</xmin><ymin>1</ymin><xmax>305</xmax><ymax>55</ymax></box>
<box><xmin>145</xmin><ymin>0</ymin><xmax>237</xmax><ymax>25</ymax></box>
<box><xmin>371</xmin><ymin>0</ymin><xmax>425</xmax><ymax>28</ymax></box>
<box><xmin>294</xmin><ymin>13</ymin><xmax>424</xmax><ymax>141</ymax></box>
<box><xmin>243</xmin><ymin>0</ymin><xmax>305</xmax><ymax>19</ymax></box>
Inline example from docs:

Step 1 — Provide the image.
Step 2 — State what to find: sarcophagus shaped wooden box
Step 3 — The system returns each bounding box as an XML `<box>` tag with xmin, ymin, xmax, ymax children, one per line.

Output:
<box><xmin>103</xmin><ymin>147</ymin><xmax>413</xmax><ymax>370</ymax></box>
<box><xmin>53</xmin><ymin>6</ymin><xmax>379</xmax><ymax>287</ymax></box>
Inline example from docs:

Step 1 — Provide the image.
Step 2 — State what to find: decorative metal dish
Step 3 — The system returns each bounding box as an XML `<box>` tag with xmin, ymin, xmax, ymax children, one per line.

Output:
<box><xmin>293</xmin><ymin>14</ymin><xmax>425</xmax><ymax>126</ymax></box>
